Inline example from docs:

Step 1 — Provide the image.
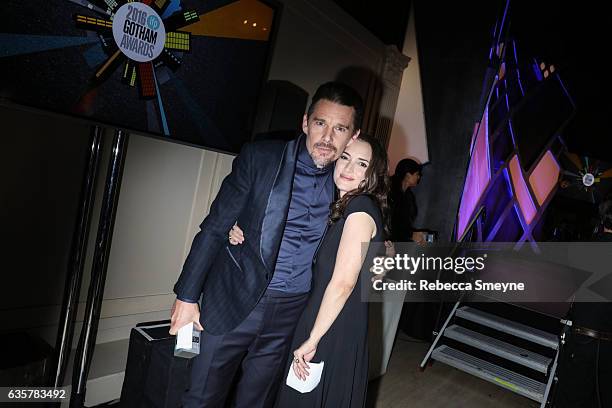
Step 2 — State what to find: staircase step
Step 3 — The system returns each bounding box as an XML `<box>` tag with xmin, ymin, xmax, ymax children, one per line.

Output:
<box><xmin>456</xmin><ymin>306</ymin><xmax>558</xmax><ymax>349</ymax></box>
<box><xmin>432</xmin><ymin>345</ymin><xmax>546</xmax><ymax>402</ymax></box>
<box><xmin>444</xmin><ymin>324</ymin><xmax>552</xmax><ymax>373</ymax></box>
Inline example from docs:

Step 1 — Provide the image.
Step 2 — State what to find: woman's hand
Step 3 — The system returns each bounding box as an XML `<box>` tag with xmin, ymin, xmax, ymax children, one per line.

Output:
<box><xmin>370</xmin><ymin>241</ymin><xmax>395</xmax><ymax>282</ymax></box>
<box><xmin>384</xmin><ymin>240</ymin><xmax>396</xmax><ymax>257</ymax></box>
<box><xmin>228</xmin><ymin>224</ymin><xmax>244</xmax><ymax>245</ymax></box>
<box><xmin>412</xmin><ymin>231</ymin><xmax>426</xmax><ymax>244</ymax></box>
<box><xmin>292</xmin><ymin>337</ymin><xmax>319</xmax><ymax>380</ymax></box>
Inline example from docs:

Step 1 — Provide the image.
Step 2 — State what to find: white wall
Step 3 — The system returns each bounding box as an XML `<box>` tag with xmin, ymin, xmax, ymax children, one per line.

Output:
<box><xmin>37</xmin><ymin>133</ymin><xmax>232</xmax><ymax>347</ymax></box>
<box><xmin>76</xmin><ymin>133</ymin><xmax>235</xmax><ymax>346</ymax></box>
<box><xmin>387</xmin><ymin>3</ymin><xmax>429</xmax><ymax>172</ymax></box>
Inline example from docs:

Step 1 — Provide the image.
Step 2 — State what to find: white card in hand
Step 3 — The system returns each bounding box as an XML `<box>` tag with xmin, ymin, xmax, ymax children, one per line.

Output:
<box><xmin>285</xmin><ymin>361</ymin><xmax>324</xmax><ymax>393</ymax></box>
<box><xmin>176</xmin><ymin>322</ymin><xmax>193</xmax><ymax>349</ymax></box>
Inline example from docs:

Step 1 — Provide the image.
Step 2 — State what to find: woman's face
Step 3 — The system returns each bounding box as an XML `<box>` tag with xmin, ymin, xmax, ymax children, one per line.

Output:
<box><xmin>402</xmin><ymin>171</ymin><xmax>420</xmax><ymax>190</ymax></box>
<box><xmin>334</xmin><ymin>139</ymin><xmax>372</xmax><ymax>196</ymax></box>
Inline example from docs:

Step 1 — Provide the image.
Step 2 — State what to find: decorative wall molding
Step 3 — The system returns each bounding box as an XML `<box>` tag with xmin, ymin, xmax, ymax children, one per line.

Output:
<box><xmin>375</xmin><ymin>46</ymin><xmax>411</xmax><ymax>148</ymax></box>
<box><xmin>382</xmin><ymin>45</ymin><xmax>411</xmax><ymax>89</ymax></box>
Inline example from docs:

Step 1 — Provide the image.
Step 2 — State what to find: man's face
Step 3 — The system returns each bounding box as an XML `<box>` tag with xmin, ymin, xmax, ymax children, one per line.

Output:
<box><xmin>303</xmin><ymin>99</ymin><xmax>360</xmax><ymax>168</ymax></box>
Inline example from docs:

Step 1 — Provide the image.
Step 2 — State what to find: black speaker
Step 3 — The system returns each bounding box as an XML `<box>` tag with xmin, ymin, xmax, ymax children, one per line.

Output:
<box><xmin>120</xmin><ymin>321</ymin><xmax>191</xmax><ymax>408</ymax></box>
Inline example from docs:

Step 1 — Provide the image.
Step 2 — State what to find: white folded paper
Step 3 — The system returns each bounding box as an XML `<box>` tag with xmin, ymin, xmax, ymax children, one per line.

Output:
<box><xmin>286</xmin><ymin>361</ymin><xmax>324</xmax><ymax>393</ymax></box>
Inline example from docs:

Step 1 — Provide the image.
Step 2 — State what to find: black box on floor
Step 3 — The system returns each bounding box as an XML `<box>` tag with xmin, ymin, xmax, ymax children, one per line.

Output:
<box><xmin>120</xmin><ymin>321</ymin><xmax>191</xmax><ymax>407</ymax></box>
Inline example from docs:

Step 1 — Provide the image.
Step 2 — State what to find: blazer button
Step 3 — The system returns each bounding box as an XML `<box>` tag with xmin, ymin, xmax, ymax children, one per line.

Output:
<box><xmin>265</xmin><ymin>274</ymin><xmax>269</xmax><ymax>280</ymax></box>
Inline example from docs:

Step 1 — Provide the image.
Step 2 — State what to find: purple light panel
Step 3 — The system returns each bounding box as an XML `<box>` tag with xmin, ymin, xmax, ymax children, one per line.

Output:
<box><xmin>509</xmin><ymin>155</ymin><xmax>537</xmax><ymax>224</ymax></box>
<box><xmin>529</xmin><ymin>150</ymin><xmax>560</xmax><ymax>205</ymax></box>
<box><xmin>457</xmin><ymin>108</ymin><xmax>492</xmax><ymax>239</ymax></box>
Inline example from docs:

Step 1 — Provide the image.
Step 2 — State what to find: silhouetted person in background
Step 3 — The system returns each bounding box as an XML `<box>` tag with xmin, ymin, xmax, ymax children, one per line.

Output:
<box><xmin>389</xmin><ymin>158</ymin><xmax>425</xmax><ymax>243</ymax></box>
<box><xmin>388</xmin><ymin>159</ymin><xmax>435</xmax><ymax>340</ymax></box>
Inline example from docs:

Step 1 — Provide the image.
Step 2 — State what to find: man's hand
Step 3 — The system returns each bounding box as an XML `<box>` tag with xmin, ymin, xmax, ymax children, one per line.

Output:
<box><xmin>169</xmin><ymin>299</ymin><xmax>203</xmax><ymax>335</ymax></box>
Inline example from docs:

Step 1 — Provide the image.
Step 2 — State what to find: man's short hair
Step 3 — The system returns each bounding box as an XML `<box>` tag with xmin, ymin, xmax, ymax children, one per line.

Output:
<box><xmin>600</xmin><ymin>198</ymin><xmax>612</xmax><ymax>230</ymax></box>
<box><xmin>306</xmin><ymin>81</ymin><xmax>364</xmax><ymax>131</ymax></box>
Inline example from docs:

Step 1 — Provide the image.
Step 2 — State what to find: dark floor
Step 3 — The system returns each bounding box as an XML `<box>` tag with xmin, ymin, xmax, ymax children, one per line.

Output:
<box><xmin>92</xmin><ymin>334</ymin><xmax>539</xmax><ymax>407</ymax></box>
<box><xmin>366</xmin><ymin>333</ymin><xmax>539</xmax><ymax>408</ymax></box>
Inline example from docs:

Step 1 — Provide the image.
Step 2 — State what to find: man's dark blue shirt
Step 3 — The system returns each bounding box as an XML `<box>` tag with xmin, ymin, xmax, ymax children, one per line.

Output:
<box><xmin>267</xmin><ymin>137</ymin><xmax>334</xmax><ymax>294</ymax></box>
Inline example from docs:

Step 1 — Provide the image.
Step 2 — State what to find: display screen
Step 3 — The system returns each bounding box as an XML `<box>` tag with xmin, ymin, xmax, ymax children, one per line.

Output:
<box><xmin>0</xmin><ymin>0</ymin><xmax>279</xmax><ymax>153</ymax></box>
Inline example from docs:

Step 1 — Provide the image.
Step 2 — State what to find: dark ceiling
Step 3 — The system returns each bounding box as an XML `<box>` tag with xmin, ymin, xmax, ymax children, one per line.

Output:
<box><xmin>509</xmin><ymin>1</ymin><xmax>611</xmax><ymax>160</ymax></box>
<box><xmin>332</xmin><ymin>0</ymin><xmax>412</xmax><ymax>50</ymax></box>
<box><xmin>336</xmin><ymin>0</ymin><xmax>611</xmax><ymax>161</ymax></box>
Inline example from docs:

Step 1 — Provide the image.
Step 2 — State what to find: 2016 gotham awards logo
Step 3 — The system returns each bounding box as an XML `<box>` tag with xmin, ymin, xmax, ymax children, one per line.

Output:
<box><xmin>112</xmin><ymin>3</ymin><xmax>166</xmax><ymax>62</ymax></box>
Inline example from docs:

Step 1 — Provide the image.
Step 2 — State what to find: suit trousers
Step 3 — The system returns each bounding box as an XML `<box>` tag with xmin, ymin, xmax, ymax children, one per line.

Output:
<box><xmin>182</xmin><ymin>289</ymin><xmax>308</xmax><ymax>408</ymax></box>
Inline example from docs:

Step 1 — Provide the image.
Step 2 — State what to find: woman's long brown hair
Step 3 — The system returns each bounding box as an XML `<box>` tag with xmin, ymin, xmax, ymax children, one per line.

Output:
<box><xmin>329</xmin><ymin>134</ymin><xmax>390</xmax><ymax>236</ymax></box>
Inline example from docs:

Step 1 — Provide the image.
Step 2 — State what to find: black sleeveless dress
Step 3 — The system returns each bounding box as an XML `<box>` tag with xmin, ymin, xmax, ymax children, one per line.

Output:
<box><xmin>276</xmin><ymin>195</ymin><xmax>384</xmax><ymax>408</ymax></box>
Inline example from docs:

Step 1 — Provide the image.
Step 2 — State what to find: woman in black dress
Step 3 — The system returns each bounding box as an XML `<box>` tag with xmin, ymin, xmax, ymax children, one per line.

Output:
<box><xmin>274</xmin><ymin>134</ymin><xmax>389</xmax><ymax>407</ymax></box>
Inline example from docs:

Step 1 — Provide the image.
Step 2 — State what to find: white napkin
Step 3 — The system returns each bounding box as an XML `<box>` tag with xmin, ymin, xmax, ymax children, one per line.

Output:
<box><xmin>286</xmin><ymin>361</ymin><xmax>324</xmax><ymax>393</ymax></box>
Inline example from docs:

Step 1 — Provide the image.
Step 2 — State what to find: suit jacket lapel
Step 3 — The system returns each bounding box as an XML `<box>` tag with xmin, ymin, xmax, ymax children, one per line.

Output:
<box><xmin>259</xmin><ymin>135</ymin><xmax>301</xmax><ymax>270</ymax></box>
